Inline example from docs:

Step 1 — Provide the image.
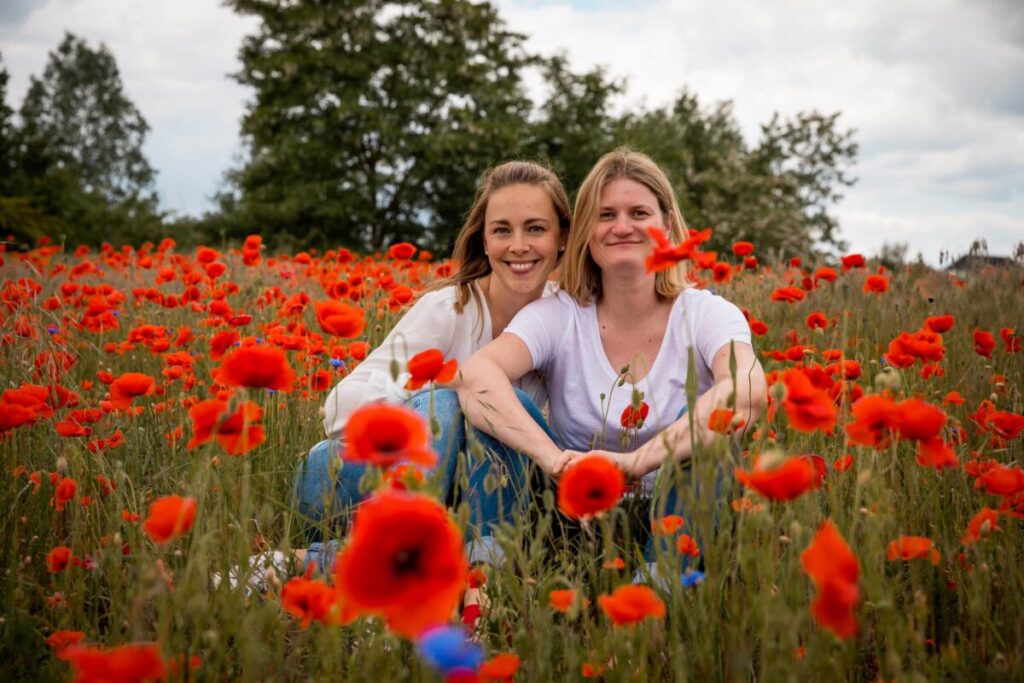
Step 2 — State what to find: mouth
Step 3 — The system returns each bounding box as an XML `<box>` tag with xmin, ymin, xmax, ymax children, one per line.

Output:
<box><xmin>505</xmin><ymin>260</ymin><xmax>540</xmax><ymax>274</ymax></box>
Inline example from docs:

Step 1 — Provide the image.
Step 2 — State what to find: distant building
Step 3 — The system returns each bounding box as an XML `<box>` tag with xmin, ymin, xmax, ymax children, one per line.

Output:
<box><xmin>946</xmin><ymin>254</ymin><xmax>1023</xmax><ymax>277</ymax></box>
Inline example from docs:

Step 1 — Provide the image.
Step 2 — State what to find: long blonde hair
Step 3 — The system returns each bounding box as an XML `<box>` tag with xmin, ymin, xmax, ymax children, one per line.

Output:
<box><xmin>429</xmin><ymin>161</ymin><xmax>572</xmax><ymax>317</ymax></box>
<box><xmin>559</xmin><ymin>147</ymin><xmax>693</xmax><ymax>304</ymax></box>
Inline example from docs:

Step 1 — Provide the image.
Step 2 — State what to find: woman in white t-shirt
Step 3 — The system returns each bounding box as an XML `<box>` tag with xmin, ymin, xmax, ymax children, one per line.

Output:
<box><xmin>456</xmin><ymin>147</ymin><xmax>767</xmax><ymax>566</ymax></box>
<box><xmin>294</xmin><ymin>160</ymin><xmax>571</xmax><ymax>557</ymax></box>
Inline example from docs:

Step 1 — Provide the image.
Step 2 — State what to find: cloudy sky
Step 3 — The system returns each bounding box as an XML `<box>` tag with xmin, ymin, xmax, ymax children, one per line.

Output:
<box><xmin>2</xmin><ymin>0</ymin><xmax>1022</xmax><ymax>262</ymax></box>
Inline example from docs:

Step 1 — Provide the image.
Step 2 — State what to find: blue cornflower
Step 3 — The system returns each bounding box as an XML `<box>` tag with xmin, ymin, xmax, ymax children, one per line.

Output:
<box><xmin>416</xmin><ymin>625</ymin><xmax>483</xmax><ymax>675</ymax></box>
<box><xmin>681</xmin><ymin>570</ymin><xmax>706</xmax><ymax>588</ymax></box>
<box><xmin>329</xmin><ymin>358</ymin><xmax>345</xmax><ymax>369</ymax></box>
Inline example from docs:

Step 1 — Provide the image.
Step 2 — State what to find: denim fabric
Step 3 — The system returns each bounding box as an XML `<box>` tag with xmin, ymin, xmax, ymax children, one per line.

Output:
<box><xmin>293</xmin><ymin>388</ymin><xmax>464</xmax><ymax>541</ymax></box>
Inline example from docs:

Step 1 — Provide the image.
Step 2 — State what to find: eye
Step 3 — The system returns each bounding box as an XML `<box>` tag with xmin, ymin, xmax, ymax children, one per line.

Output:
<box><xmin>632</xmin><ymin>209</ymin><xmax>651</xmax><ymax>218</ymax></box>
<box><xmin>527</xmin><ymin>223</ymin><xmax>548</xmax><ymax>233</ymax></box>
<box><xmin>490</xmin><ymin>226</ymin><xmax>510</xmax><ymax>235</ymax></box>
<box><xmin>599</xmin><ymin>211</ymin><xmax>615</xmax><ymax>221</ymax></box>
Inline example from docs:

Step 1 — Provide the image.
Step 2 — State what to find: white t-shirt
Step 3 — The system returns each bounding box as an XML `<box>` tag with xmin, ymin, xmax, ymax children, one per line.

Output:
<box><xmin>322</xmin><ymin>282</ymin><xmax>550</xmax><ymax>438</ymax></box>
<box><xmin>505</xmin><ymin>288</ymin><xmax>752</xmax><ymax>486</ymax></box>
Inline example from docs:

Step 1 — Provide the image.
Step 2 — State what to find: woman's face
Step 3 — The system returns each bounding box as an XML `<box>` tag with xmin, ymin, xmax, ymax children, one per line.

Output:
<box><xmin>482</xmin><ymin>183</ymin><xmax>564</xmax><ymax>301</ymax></box>
<box><xmin>588</xmin><ymin>178</ymin><xmax>665</xmax><ymax>273</ymax></box>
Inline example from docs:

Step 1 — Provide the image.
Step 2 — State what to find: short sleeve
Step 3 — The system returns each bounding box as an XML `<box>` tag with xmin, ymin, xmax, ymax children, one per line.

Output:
<box><xmin>504</xmin><ymin>291</ymin><xmax>574</xmax><ymax>371</ymax></box>
<box><xmin>694</xmin><ymin>292</ymin><xmax>753</xmax><ymax>367</ymax></box>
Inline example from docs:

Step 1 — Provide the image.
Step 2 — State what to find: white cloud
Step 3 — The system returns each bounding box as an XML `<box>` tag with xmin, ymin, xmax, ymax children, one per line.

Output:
<box><xmin>2</xmin><ymin>0</ymin><xmax>1021</xmax><ymax>261</ymax></box>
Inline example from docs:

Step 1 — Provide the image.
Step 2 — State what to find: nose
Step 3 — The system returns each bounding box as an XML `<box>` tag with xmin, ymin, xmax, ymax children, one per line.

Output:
<box><xmin>510</xmin><ymin>229</ymin><xmax>529</xmax><ymax>253</ymax></box>
<box><xmin>612</xmin><ymin>213</ymin><xmax>634</xmax><ymax>235</ymax></box>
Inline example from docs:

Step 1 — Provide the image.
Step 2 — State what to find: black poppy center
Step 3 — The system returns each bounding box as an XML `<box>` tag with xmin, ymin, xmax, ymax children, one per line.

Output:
<box><xmin>586</xmin><ymin>486</ymin><xmax>607</xmax><ymax>500</ymax></box>
<box><xmin>392</xmin><ymin>546</ymin><xmax>423</xmax><ymax>576</ymax></box>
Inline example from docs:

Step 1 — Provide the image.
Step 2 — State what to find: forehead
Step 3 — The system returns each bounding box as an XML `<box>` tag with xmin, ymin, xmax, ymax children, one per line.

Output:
<box><xmin>599</xmin><ymin>178</ymin><xmax>658</xmax><ymax>207</ymax></box>
<box><xmin>485</xmin><ymin>183</ymin><xmax>555</xmax><ymax>219</ymax></box>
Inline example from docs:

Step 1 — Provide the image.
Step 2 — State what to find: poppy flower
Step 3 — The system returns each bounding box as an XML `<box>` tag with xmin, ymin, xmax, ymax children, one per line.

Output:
<box><xmin>833</xmin><ymin>454</ymin><xmax>854</xmax><ymax>472</ymax></box>
<box><xmin>44</xmin><ymin>630</ymin><xmax>85</xmax><ymax>654</ymax></box>
<box><xmin>643</xmin><ymin>227</ymin><xmax>709</xmax><ymax>273</ymax></box>
<box><xmin>216</xmin><ymin>344</ymin><xmax>295</xmax><ymax>392</ymax></box>
<box><xmin>915</xmin><ymin>438</ymin><xmax>959</xmax><ymax>469</ymax></box>
<box><xmin>389</xmin><ymin>242</ymin><xmax>418</xmax><ymax>260</ymax></box>
<box><xmin>187</xmin><ymin>399</ymin><xmax>266</xmax><ymax>455</ymax></box>
<box><xmin>597</xmin><ymin>585</ymin><xmax>666</xmax><ymax>626</ymax></box>
<box><xmin>886</xmin><ymin>536</ymin><xmax>940</xmax><ymax>565</ymax></box>
<box><xmin>1000</xmin><ymin>327</ymin><xmax>1021</xmax><ymax>352</ymax></box>
<box><xmin>47</xmin><ymin>545</ymin><xmax>74</xmax><ymax>572</ymax></box>
<box><xmin>280</xmin><ymin>576</ymin><xmax>353</xmax><ymax>628</ymax></box>
<box><xmin>863</xmin><ymin>274</ymin><xmax>889</xmax><ymax>293</ymax></box>
<box><xmin>58</xmin><ymin>642</ymin><xmax>166</xmax><ymax>683</ymax></box>
<box><xmin>480</xmin><ymin>653</ymin><xmax>520</xmax><ymax>682</ymax></box>
<box><xmin>973</xmin><ymin>329</ymin><xmax>996</xmax><ymax>359</ymax></box>
<box><xmin>557</xmin><ymin>456</ymin><xmax>626</xmax><ymax>519</ymax></box>
<box><xmin>208</xmin><ymin>329</ymin><xmax>239</xmax><ymax>360</ymax></box>
<box><xmin>924</xmin><ymin>315</ymin><xmax>954</xmax><ymax>334</ymax></box>
<box><xmin>735</xmin><ymin>454</ymin><xmax>820</xmax><ymax>501</ymax></box>
<box><xmin>845</xmin><ymin>394</ymin><xmax>899</xmax><ymax>448</ymax></box>
<box><xmin>142</xmin><ymin>495</ymin><xmax>196</xmax><ymax>544</ymax></box>
<box><xmin>800</xmin><ymin>520</ymin><xmax>859</xmax><ymax>639</ymax></box>
<box><xmin>731</xmin><ymin>241</ymin><xmax>754</xmax><ymax>257</ymax></box>
<box><xmin>708</xmin><ymin>407</ymin><xmax>744</xmax><ymax>434</ymax></box>
<box><xmin>840</xmin><ymin>254</ymin><xmax>866</xmax><ymax>271</ymax></box>
<box><xmin>770</xmin><ymin>286</ymin><xmax>806</xmax><ymax>303</ymax></box>
<box><xmin>620</xmin><ymin>401</ymin><xmax>649</xmax><ymax>429</ymax></box>
<box><xmin>961</xmin><ymin>507</ymin><xmax>1001</xmax><ymax>546</ymax></box>
<box><xmin>749</xmin><ymin>319</ymin><xmax>769</xmax><ymax>336</ymax></box>
<box><xmin>676</xmin><ymin>534</ymin><xmax>700</xmax><ymax>557</ymax></box>
<box><xmin>53</xmin><ymin>477</ymin><xmax>77</xmax><ymax>512</ymax></box>
<box><xmin>651</xmin><ymin>514</ymin><xmax>685</xmax><ymax>535</ymax></box>
<box><xmin>314</xmin><ymin>300</ymin><xmax>366</xmax><ymax>339</ymax></box>
<box><xmin>806</xmin><ymin>312</ymin><xmax>828</xmax><ymax>330</ymax></box>
<box><xmin>814</xmin><ymin>267</ymin><xmax>837</xmax><ymax>284</ymax></box>
<box><xmin>712</xmin><ymin>261</ymin><xmax>732</xmax><ymax>283</ymax></box>
<box><xmin>548</xmin><ymin>589</ymin><xmax>578</xmax><ymax>612</ymax></box>
<box><xmin>975</xmin><ymin>463</ymin><xmax>1024</xmax><ymax>498</ymax></box>
<box><xmin>780</xmin><ymin>369</ymin><xmax>836</xmax><ymax>434</ymax></box>
<box><xmin>893</xmin><ymin>399</ymin><xmax>946</xmax><ymax>442</ymax></box>
<box><xmin>343</xmin><ymin>403</ymin><xmax>437</xmax><ymax>468</ymax></box>
<box><xmin>334</xmin><ymin>490</ymin><xmax>467</xmax><ymax>638</ymax></box>
<box><xmin>405</xmin><ymin>349</ymin><xmax>458</xmax><ymax>391</ymax></box>
<box><xmin>108</xmin><ymin>373</ymin><xmax>155</xmax><ymax>410</ymax></box>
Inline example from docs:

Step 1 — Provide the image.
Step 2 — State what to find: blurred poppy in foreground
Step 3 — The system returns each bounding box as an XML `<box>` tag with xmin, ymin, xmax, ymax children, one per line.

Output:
<box><xmin>58</xmin><ymin>642</ymin><xmax>165</xmax><ymax>683</ymax></box>
<box><xmin>143</xmin><ymin>495</ymin><xmax>196</xmax><ymax>544</ymax></box>
<box><xmin>735</xmin><ymin>454</ymin><xmax>821</xmax><ymax>502</ymax></box>
<box><xmin>558</xmin><ymin>455</ymin><xmax>626</xmax><ymax>519</ymax></box>
<box><xmin>801</xmin><ymin>520</ymin><xmax>860</xmax><ymax>639</ymax></box>
<box><xmin>343</xmin><ymin>404</ymin><xmax>437</xmax><ymax>468</ymax></box>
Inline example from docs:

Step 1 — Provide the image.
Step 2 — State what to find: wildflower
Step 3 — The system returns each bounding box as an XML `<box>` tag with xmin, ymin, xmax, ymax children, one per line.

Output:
<box><xmin>770</xmin><ymin>286</ymin><xmax>806</xmax><ymax>303</ymax></box>
<box><xmin>780</xmin><ymin>369</ymin><xmax>836</xmax><ymax>434</ymax></box>
<box><xmin>620</xmin><ymin>401</ymin><xmax>649</xmax><ymax>429</ymax></box>
<box><xmin>1000</xmin><ymin>327</ymin><xmax>1021</xmax><ymax>352</ymax></box>
<box><xmin>142</xmin><ymin>495</ymin><xmax>196</xmax><ymax>544</ymax></box>
<box><xmin>314</xmin><ymin>300</ymin><xmax>366</xmax><ymax>339</ymax></box>
<box><xmin>886</xmin><ymin>536</ymin><xmax>940</xmax><ymax>565</ymax></box>
<box><xmin>708</xmin><ymin>407</ymin><xmax>744</xmax><ymax>434</ymax></box>
<box><xmin>893</xmin><ymin>399</ymin><xmax>946</xmax><ymax>442</ymax></box>
<box><xmin>480</xmin><ymin>653</ymin><xmax>520</xmax><ymax>682</ymax></box>
<box><xmin>47</xmin><ymin>545</ymin><xmax>74</xmax><ymax>572</ymax></box>
<box><xmin>973</xmin><ymin>329</ymin><xmax>996</xmax><ymax>359</ymax></box>
<box><xmin>602</xmin><ymin>557</ymin><xmax>625</xmax><ymax>570</ymax></box>
<box><xmin>833</xmin><ymin>454</ymin><xmax>854</xmax><ymax>473</ymax></box>
<box><xmin>549</xmin><ymin>589</ymin><xmax>578</xmax><ymax>612</ymax></box>
<box><xmin>680</xmin><ymin>569</ymin><xmax>705</xmax><ymax>587</ymax></box>
<box><xmin>280</xmin><ymin>576</ymin><xmax>352</xmax><ymax>628</ymax></box>
<box><xmin>58</xmin><ymin>642</ymin><xmax>166</xmax><ymax>683</ymax></box>
<box><xmin>863</xmin><ymin>274</ymin><xmax>889</xmax><ymax>293</ymax></box>
<box><xmin>651</xmin><ymin>514</ymin><xmax>685</xmax><ymax>535</ymax></box>
<box><xmin>389</xmin><ymin>243</ymin><xmax>418</xmax><ymax>260</ymax></box>
<box><xmin>343</xmin><ymin>404</ymin><xmax>437</xmax><ymax>468</ymax></box>
<box><xmin>731</xmin><ymin>241</ymin><xmax>754</xmax><ymax>257</ymax></box>
<box><xmin>845</xmin><ymin>394</ymin><xmax>898</xmax><ymax>448</ymax></box>
<box><xmin>924</xmin><ymin>315</ymin><xmax>955</xmax><ymax>334</ymax></box>
<box><xmin>405</xmin><ymin>349</ymin><xmax>458</xmax><ymax>391</ymax></box>
<box><xmin>975</xmin><ymin>463</ymin><xmax>1024</xmax><ymax>498</ymax></box>
<box><xmin>735</xmin><ymin>454</ymin><xmax>821</xmax><ymax>501</ymax></box>
<box><xmin>814</xmin><ymin>266</ymin><xmax>837</xmax><ymax>284</ymax></box>
<box><xmin>598</xmin><ymin>585</ymin><xmax>666</xmax><ymax>626</ymax></box>
<box><xmin>44</xmin><ymin>630</ymin><xmax>85</xmax><ymax>654</ymax></box>
<box><xmin>676</xmin><ymin>534</ymin><xmax>700</xmax><ymax>557</ymax></box>
<box><xmin>216</xmin><ymin>344</ymin><xmax>295</xmax><ymax>392</ymax></box>
<box><xmin>416</xmin><ymin>625</ymin><xmax>483</xmax><ymax>678</ymax></box>
<box><xmin>961</xmin><ymin>508</ymin><xmax>1002</xmax><ymax>546</ymax></box>
<box><xmin>53</xmin><ymin>477</ymin><xmax>77</xmax><ymax>512</ymax></box>
<box><xmin>840</xmin><ymin>254</ymin><xmax>866</xmax><ymax>271</ymax></box>
<box><xmin>806</xmin><ymin>311</ymin><xmax>828</xmax><ymax>330</ymax></box>
<box><xmin>187</xmin><ymin>399</ymin><xmax>265</xmax><ymax>455</ymax></box>
<box><xmin>643</xmin><ymin>226</ymin><xmax>709</xmax><ymax>273</ymax></box>
<box><xmin>334</xmin><ymin>490</ymin><xmax>467</xmax><ymax>638</ymax></box>
<box><xmin>108</xmin><ymin>373</ymin><xmax>155</xmax><ymax>410</ymax></box>
<box><xmin>558</xmin><ymin>456</ymin><xmax>626</xmax><ymax>519</ymax></box>
<box><xmin>915</xmin><ymin>438</ymin><xmax>959</xmax><ymax>469</ymax></box>
<box><xmin>800</xmin><ymin>520</ymin><xmax>860</xmax><ymax>639</ymax></box>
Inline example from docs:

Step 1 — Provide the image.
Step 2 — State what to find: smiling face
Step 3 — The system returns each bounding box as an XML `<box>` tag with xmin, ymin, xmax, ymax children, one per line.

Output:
<box><xmin>588</xmin><ymin>178</ymin><xmax>665</xmax><ymax>274</ymax></box>
<box><xmin>482</xmin><ymin>183</ymin><xmax>564</xmax><ymax>302</ymax></box>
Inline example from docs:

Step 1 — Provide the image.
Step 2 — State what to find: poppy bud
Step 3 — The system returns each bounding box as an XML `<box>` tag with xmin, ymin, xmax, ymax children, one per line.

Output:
<box><xmin>873</xmin><ymin>367</ymin><xmax>902</xmax><ymax>392</ymax></box>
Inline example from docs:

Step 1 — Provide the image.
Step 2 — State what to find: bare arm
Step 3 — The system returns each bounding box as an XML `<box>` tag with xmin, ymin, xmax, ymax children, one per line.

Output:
<box><xmin>596</xmin><ymin>341</ymin><xmax>767</xmax><ymax>478</ymax></box>
<box><xmin>455</xmin><ymin>333</ymin><xmax>567</xmax><ymax>476</ymax></box>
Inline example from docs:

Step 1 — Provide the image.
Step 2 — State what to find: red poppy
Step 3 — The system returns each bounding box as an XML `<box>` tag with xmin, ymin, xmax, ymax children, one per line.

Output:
<box><xmin>333</xmin><ymin>490</ymin><xmax>467</xmax><ymax>638</ymax></box>
<box><xmin>53</xmin><ymin>477</ymin><xmax>77</xmax><ymax>512</ymax></box>
<box><xmin>280</xmin><ymin>576</ymin><xmax>354</xmax><ymax>628</ymax></box>
<box><xmin>676</xmin><ymin>534</ymin><xmax>700</xmax><ymax>557</ymax></box>
<box><xmin>893</xmin><ymin>399</ymin><xmax>946</xmax><ymax>442</ymax></box>
<box><xmin>800</xmin><ymin>520</ymin><xmax>859</xmax><ymax>639</ymax></box>
<box><xmin>47</xmin><ymin>545</ymin><xmax>74</xmax><ymax>572</ymax></box>
<box><xmin>806</xmin><ymin>312</ymin><xmax>828</xmax><ymax>330</ymax></box>
<box><xmin>405</xmin><ymin>349</ymin><xmax>458</xmax><ymax>391</ymax></box>
<box><xmin>863</xmin><ymin>274</ymin><xmax>889</xmax><ymax>293</ymax></box>
<box><xmin>833</xmin><ymin>454</ymin><xmax>854</xmax><ymax>472</ymax></box>
<box><xmin>558</xmin><ymin>455</ymin><xmax>626</xmax><ymax>519</ymax></box>
<box><xmin>840</xmin><ymin>254</ymin><xmax>866</xmax><ymax>271</ymax></box>
<box><xmin>735</xmin><ymin>454</ymin><xmax>820</xmax><ymax>501</ymax></box>
<box><xmin>915</xmin><ymin>438</ymin><xmax>958</xmax><ymax>469</ymax></box>
<box><xmin>187</xmin><ymin>399</ymin><xmax>265</xmax><ymax>455</ymax></box>
<box><xmin>712</xmin><ymin>261</ymin><xmax>732</xmax><ymax>283</ymax></box>
<box><xmin>388</xmin><ymin>243</ymin><xmax>417</xmax><ymax>260</ymax></box>
<box><xmin>314</xmin><ymin>300</ymin><xmax>366</xmax><ymax>339</ymax></box>
<box><xmin>216</xmin><ymin>344</ymin><xmax>295</xmax><ymax>392</ymax></box>
<box><xmin>343</xmin><ymin>403</ymin><xmax>437</xmax><ymax>468</ymax></box>
<box><xmin>708</xmin><ymin>407</ymin><xmax>744</xmax><ymax>434</ymax></box>
<box><xmin>549</xmin><ymin>589</ymin><xmax>579</xmax><ymax>612</ymax></box>
<box><xmin>620</xmin><ymin>401</ymin><xmax>649</xmax><ymax>429</ymax></box>
<box><xmin>770</xmin><ymin>286</ymin><xmax>806</xmax><ymax>303</ymax></box>
<box><xmin>961</xmin><ymin>507</ymin><xmax>1001</xmax><ymax>546</ymax></box>
<box><xmin>142</xmin><ymin>495</ymin><xmax>197</xmax><ymax>544</ymax></box>
<box><xmin>924</xmin><ymin>315</ymin><xmax>954</xmax><ymax>334</ymax></box>
<box><xmin>109</xmin><ymin>373</ymin><xmax>155</xmax><ymax>410</ymax></box>
<box><xmin>975</xmin><ymin>463</ymin><xmax>1024</xmax><ymax>498</ymax></box>
<box><xmin>780</xmin><ymin>369</ymin><xmax>836</xmax><ymax>434</ymax></box>
<box><xmin>749</xmin><ymin>319</ymin><xmax>769</xmax><ymax>336</ymax></box>
<box><xmin>643</xmin><ymin>227</ymin><xmax>709</xmax><ymax>273</ymax></box>
<box><xmin>845</xmin><ymin>394</ymin><xmax>899</xmax><ymax>448</ymax></box>
<box><xmin>651</xmin><ymin>514</ymin><xmax>685</xmax><ymax>535</ymax></box>
<box><xmin>814</xmin><ymin>266</ymin><xmax>837</xmax><ymax>284</ymax></box>
<box><xmin>58</xmin><ymin>642</ymin><xmax>166</xmax><ymax>683</ymax></box>
<box><xmin>886</xmin><ymin>536</ymin><xmax>940</xmax><ymax>565</ymax></box>
<box><xmin>731</xmin><ymin>241</ymin><xmax>754</xmax><ymax>257</ymax></box>
<box><xmin>1000</xmin><ymin>327</ymin><xmax>1021</xmax><ymax>352</ymax></box>
<box><xmin>598</xmin><ymin>585</ymin><xmax>666</xmax><ymax>626</ymax></box>
<box><xmin>973</xmin><ymin>329</ymin><xmax>996</xmax><ymax>359</ymax></box>
<box><xmin>44</xmin><ymin>630</ymin><xmax>85</xmax><ymax>654</ymax></box>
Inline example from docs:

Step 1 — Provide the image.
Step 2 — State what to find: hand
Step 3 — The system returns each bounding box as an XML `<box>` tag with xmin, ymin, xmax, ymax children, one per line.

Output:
<box><xmin>558</xmin><ymin>449</ymin><xmax>643</xmax><ymax>481</ymax></box>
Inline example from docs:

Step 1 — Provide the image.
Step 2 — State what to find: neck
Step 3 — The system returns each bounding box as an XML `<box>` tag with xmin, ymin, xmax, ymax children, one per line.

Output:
<box><xmin>478</xmin><ymin>276</ymin><xmax>541</xmax><ymax>337</ymax></box>
<box><xmin>597</xmin><ymin>268</ymin><xmax>661</xmax><ymax>321</ymax></box>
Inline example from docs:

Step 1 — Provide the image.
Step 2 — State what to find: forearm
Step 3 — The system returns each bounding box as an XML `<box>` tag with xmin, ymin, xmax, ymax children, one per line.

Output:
<box><xmin>633</xmin><ymin>370</ymin><xmax>767</xmax><ymax>476</ymax></box>
<box><xmin>456</xmin><ymin>355</ymin><xmax>562</xmax><ymax>467</ymax></box>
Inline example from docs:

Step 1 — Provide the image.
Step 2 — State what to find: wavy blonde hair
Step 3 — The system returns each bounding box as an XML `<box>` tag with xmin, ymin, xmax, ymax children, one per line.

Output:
<box><xmin>559</xmin><ymin>147</ymin><xmax>693</xmax><ymax>304</ymax></box>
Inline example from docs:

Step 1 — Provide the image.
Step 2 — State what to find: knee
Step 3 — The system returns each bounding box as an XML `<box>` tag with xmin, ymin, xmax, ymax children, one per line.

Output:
<box><xmin>294</xmin><ymin>440</ymin><xmax>341</xmax><ymax>500</ymax></box>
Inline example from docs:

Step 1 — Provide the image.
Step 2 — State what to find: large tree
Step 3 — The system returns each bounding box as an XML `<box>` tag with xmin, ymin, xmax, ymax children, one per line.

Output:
<box><xmin>223</xmin><ymin>0</ymin><xmax>535</xmax><ymax>251</ymax></box>
<box><xmin>10</xmin><ymin>33</ymin><xmax>161</xmax><ymax>246</ymax></box>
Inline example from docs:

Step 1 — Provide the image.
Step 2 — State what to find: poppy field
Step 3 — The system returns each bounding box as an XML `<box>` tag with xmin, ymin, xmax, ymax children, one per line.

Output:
<box><xmin>1</xmin><ymin>235</ymin><xmax>1022</xmax><ymax>681</ymax></box>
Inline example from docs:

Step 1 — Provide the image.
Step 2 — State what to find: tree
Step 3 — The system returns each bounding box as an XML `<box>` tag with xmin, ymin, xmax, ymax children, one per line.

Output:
<box><xmin>10</xmin><ymin>33</ymin><xmax>162</xmax><ymax>246</ymax></box>
<box><xmin>223</xmin><ymin>0</ymin><xmax>536</xmax><ymax>252</ymax></box>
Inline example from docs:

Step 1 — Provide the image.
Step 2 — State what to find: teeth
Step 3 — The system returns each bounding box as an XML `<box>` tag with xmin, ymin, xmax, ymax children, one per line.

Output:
<box><xmin>508</xmin><ymin>262</ymin><xmax>536</xmax><ymax>273</ymax></box>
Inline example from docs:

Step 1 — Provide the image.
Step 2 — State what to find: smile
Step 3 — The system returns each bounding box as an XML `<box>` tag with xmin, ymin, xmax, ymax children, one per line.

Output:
<box><xmin>505</xmin><ymin>260</ymin><xmax>540</xmax><ymax>274</ymax></box>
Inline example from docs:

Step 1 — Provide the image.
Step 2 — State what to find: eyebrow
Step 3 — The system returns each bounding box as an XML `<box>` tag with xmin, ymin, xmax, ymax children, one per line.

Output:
<box><xmin>599</xmin><ymin>204</ymin><xmax>656</xmax><ymax>212</ymax></box>
<box><xmin>487</xmin><ymin>217</ymin><xmax>551</xmax><ymax>226</ymax></box>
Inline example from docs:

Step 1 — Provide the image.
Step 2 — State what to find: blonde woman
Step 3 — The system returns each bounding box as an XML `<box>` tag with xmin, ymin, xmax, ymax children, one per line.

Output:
<box><xmin>456</xmin><ymin>148</ymin><xmax>767</xmax><ymax>569</ymax></box>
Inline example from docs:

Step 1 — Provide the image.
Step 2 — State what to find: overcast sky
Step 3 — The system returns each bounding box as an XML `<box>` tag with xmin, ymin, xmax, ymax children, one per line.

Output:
<box><xmin>2</xmin><ymin>0</ymin><xmax>1022</xmax><ymax>262</ymax></box>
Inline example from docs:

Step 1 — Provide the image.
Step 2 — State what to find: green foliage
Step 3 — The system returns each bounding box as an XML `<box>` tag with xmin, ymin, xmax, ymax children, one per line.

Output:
<box><xmin>0</xmin><ymin>36</ymin><xmax>164</xmax><ymax>247</ymax></box>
